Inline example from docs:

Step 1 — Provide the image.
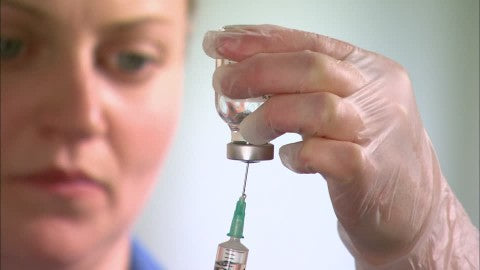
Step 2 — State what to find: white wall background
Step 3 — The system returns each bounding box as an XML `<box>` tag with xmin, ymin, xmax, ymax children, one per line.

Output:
<box><xmin>134</xmin><ymin>0</ymin><xmax>479</xmax><ymax>269</ymax></box>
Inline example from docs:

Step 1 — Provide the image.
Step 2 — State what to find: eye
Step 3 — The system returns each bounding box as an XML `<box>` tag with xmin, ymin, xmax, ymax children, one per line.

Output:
<box><xmin>97</xmin><ymin>42</ymin><xmax>167</xmax><ymax>83</ymax></box>
<box><xmin>116</xmin><ymin>52</ymin><xmax>154</xmax><ymax>73</ymax></box>
<box><xmin>0</xmin><ymin>37</ymin><xmax>24</xmax><ymax>60</ymax></box>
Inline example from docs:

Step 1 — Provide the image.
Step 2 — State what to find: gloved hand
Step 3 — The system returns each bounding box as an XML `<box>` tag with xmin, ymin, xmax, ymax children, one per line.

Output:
<box><xmin>203</xmin><ymin>25</ymin><xmax>479</xmax><ymax>269</ymax></box>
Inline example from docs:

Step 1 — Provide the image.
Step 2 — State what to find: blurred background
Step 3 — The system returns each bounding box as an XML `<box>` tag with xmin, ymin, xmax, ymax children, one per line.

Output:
<box><xmin>134</xmin><ymin>0</ymin><xmax>479</xmax><ymax>269</ymax></box>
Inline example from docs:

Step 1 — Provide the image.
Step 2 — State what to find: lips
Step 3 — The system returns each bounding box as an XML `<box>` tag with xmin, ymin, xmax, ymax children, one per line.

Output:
<box><xmin>9</xmin><ymin>168</ymin><xmax>107</xmax><ymax>197</ymax></box>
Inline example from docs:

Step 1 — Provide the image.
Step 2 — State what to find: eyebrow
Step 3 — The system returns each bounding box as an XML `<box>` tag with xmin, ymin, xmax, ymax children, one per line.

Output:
<box><xmin>1</xmin><ymin>0</ymin><xmax>51</xmax><ymax>20</ymax></box>
<box><xmin>1</xmin><ymin>0</ymin><xmax>170</xmax><ymax>34</ymax></box>
<box><xmin>100</xmin><ymin>17</ymin><xmax>170</xmax><ymax>34</ymax></box>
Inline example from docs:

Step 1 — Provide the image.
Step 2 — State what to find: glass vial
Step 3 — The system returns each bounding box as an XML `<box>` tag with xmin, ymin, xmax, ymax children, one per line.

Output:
<box><xmin>215</xmin><ymin>58</ymin><xmax>274</xmax><ymax>162</ymax></box>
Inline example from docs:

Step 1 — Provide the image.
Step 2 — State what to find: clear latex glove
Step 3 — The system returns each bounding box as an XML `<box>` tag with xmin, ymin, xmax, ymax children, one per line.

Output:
<box><xmin>203</xmin><ymin>25</ymin><xmax>479</xmax><ymax>269</ymax></box>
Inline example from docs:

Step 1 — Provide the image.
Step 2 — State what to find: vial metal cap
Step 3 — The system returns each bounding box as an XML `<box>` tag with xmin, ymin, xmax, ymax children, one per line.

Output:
<box><xmin>227</xmin><ymin>141</ymin><xmax>274</xmax><ymax>162</ymax></box>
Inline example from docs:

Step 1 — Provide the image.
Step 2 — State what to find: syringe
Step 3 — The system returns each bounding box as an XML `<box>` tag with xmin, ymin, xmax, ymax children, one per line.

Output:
<box><xmin>214</xmin><ymin>163</ymin><xmax>250</xmax><ymax>270</ymax></box>
<box><xmin>213</xmin><ymin>54</ymin><xmax>275</xmax><ymax>269</ymax></box>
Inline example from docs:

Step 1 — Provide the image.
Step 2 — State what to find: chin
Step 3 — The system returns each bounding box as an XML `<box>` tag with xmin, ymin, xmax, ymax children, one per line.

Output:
<box><xmin>1</xmin><ymin>212</ymin><xmax>123</xmax><ymax>270</ymax></box>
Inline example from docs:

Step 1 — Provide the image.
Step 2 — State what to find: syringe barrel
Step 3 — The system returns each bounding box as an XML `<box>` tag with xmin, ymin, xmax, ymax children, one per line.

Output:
<box><xmin>214</xmin><ymin>237</ymin><xmax>248</xmax><ymax>270</ymax></box>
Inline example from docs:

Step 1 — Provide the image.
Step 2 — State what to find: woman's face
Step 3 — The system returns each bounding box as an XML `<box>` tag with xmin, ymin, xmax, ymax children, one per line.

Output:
<box><xmin>0</xmin><ymin>0</ymin><xmax>187</xmax><ymax>266</ymax></box>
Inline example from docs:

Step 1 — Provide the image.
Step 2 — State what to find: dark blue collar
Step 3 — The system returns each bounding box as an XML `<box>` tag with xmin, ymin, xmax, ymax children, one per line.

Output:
<box><xmin>130</xmin><ymin>238</ymin><xmax>163</xmax><ymax>270</ymax></box>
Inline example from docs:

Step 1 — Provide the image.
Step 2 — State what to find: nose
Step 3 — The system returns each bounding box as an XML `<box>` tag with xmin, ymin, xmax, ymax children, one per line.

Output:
<box><xmin>36</xmin><ymin>48</ymin><xmax>107</xmax><ymax>142</ymax></box>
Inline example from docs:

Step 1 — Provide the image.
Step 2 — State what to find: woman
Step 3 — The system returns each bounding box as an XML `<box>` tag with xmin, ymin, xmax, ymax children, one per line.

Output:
<box><xmin>1</xmin><ymin>0</ymin><xmax>478</xmax><ymax>269</ymax></box>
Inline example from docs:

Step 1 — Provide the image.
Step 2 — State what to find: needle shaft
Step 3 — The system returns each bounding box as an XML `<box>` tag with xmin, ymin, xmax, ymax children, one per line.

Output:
<box><xmin>241</xmin><ymin>162</ymin><xmax>250</xmax><ymax>198</ymax></box>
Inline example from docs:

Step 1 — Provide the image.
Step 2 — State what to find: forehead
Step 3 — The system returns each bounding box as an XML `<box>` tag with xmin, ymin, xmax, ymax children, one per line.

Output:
<box><xmin>2</xmin><ymin>0</ymin><xmax>187</xmax><ymax>27</ymax></box>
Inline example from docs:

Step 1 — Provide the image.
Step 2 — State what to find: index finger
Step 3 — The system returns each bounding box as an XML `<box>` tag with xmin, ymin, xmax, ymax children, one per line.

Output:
<box><xmin>203</xmin><ymin>24</ymin><xmax>356</xmax><ymax>61</ymax></box>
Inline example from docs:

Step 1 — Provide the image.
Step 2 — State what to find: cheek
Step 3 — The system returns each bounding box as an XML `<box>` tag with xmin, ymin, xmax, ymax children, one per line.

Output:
<box><xmin>111</xmin><ymin>80</ymin><xmax>183</xmax><ymax>185</ymax></box>
<box><xmin>108</xmin><ymin>78</ymin><xmax>183</xmax><ymax>226</ymax></box>
<box><xmin>0</xmin><ymin>73</ymin><xmax>47</xmax><ymax>169</ymax></box>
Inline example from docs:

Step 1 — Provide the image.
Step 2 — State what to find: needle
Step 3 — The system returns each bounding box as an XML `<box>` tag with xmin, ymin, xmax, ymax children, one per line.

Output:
<box><xmin>241</xmin><ymin>162</ymin><xmax>250</xmax><ymax>198</ymax></box>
